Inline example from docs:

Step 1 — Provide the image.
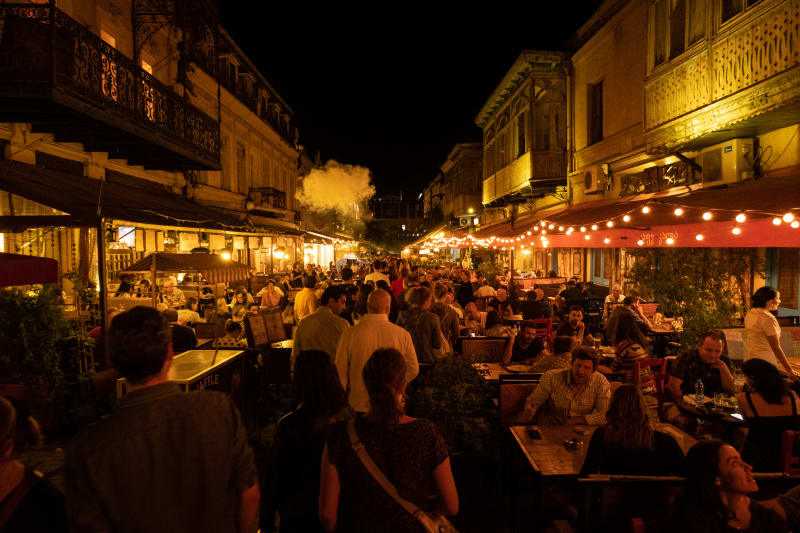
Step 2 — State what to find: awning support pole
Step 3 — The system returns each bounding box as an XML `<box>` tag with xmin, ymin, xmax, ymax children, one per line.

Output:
<box><xmin>96</xmin><ymin>218</ymin><xmax>108</xmax><ymax>375</ymax></box>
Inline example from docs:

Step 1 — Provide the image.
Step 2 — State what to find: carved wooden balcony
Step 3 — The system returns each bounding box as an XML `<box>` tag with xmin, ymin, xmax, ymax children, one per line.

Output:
<box><xmin>644</xmin><ymin>0</ymin><xmax>800</xmax><ymax>153</ymax></box>
<box><xmin>0</xmin><ymin>4</ymin><xmax>220</xmax><ymax>170</ymax></box>
<box><xmin>482</xmin><ymin>151</ymin><xmax>567</xmax><ymax>206</ymax></box>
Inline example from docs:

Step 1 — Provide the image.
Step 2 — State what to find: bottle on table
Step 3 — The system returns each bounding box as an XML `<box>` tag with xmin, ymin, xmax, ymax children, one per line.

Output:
<box><xmin>694</xmin><ymin>379</ymin><xmax>704</xmax><ymax>408</ymax></box>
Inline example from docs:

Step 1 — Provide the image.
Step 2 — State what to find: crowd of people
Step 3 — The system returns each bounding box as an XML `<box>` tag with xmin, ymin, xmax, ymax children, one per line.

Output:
<box><xmin>7</xmin><ymin>254</ymin><xmax>800</xmax><ymax>532</ymax></box>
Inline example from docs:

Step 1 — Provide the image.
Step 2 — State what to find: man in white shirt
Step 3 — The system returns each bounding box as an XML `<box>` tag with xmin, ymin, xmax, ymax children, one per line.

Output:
<box><xmin>364</xmin><ymin>260</ymin><xmax>390</xmax><ymax>286</ymax></box>
<box><xmin>334</xmin><ymin>289</ymin><xmax>418</xmax><ymax>413</ymax></box>
<box><xmin>291</xmin><ymin>286</ymin><xmax>349</xmax><ymax>368</ymax></box>
<box><xmin>475</xmin><ymin>280</ymin><xmax>496</xmax><ymax>298</ymax></box>
<box><xmin>604</xmin><ymin>284</ymin><xmax>624</xmax><ymax>317</ymax></box>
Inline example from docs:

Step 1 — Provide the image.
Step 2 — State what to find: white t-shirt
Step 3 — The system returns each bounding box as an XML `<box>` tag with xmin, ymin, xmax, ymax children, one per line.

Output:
<box><xmin>475</xmin><ymin>285</ymin><xmax>496</xmax><ymax>298</ymax></box>
<box><xmin>744</xmin><ymin>307</ymin><xmax>781</xmax><ymax>368</ymax></box>
<box><xmin>364</xmin><ymin>271</ymin><xmax>390</xmax><ymax>286</ymax></box>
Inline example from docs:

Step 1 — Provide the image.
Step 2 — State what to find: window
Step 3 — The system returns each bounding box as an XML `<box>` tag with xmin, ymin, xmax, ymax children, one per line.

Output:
<box><xmin>221</xmin><ymin>136</ymin><xmax>231</xmax><ymax>190</ymax></box>
<box><xmin>653</xmin><ymin>0</ymin><xmax>667</xmax><ymax>66</ymax></box>
<box><xmin>516</xmin><ymin>113</ymin><xmax>527</xmax><ymax>158</ymax></box>
<box><xmin>688</xmin><ymin>0</ymin><xmax>706</xmax><ymax>45</ymax></box>
<box><xmin>722</xmin><ymin>0</ymin><xmax>762</xmax><ymax>23</ymax></box>
<box><xmin>670</xmin><ymin>0</ymin><xmax>686</xmax><ymax>58</ymax></box>
<box><xmin>587</xmin><ymin>81</ymin><xmax>603</xmax><ymax>145</ymax></box>
<box><xmin>236</xmin><ymin>143</ymin><xmax>247</xmax><ymax>194</ymax></box>
<box><xmin>778</xmin><ymin>249</ymin><xmax>799</xmax><ymax>310</ymax></box>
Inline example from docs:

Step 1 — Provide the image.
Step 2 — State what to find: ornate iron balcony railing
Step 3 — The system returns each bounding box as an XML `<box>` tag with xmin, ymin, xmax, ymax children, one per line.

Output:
<box><xmin>0</xmin><ymin>3</ymin><xmax>220</xmax><ymax>170</ymax></box>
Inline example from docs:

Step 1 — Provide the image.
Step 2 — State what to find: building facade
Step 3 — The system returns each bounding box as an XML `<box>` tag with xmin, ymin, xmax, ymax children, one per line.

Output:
<box><xmin>0</xmin><ymin>0</ymin><xmax>303</xmax><ymax>293</ymax></box>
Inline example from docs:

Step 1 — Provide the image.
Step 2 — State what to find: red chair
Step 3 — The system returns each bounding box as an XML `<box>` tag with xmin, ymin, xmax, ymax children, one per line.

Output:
<box><xmin>634</xmin><ymin>358</ymin><xmax>668</xmax><ymax>417</ymax></box>
<box><xmin>781</xmin><ymin>430</ymin><xmax>800</xmax><ymax>475</ymax></box>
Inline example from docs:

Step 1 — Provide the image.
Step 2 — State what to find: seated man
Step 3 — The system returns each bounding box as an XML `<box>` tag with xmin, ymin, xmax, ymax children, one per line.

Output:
<box><xmin>463</xmin><ymin>302</ymin><xmax>486</xmax><ymax>336</ymax></box>
<box><xmin>523</xmin><ymin>346</ymin><xmax>610</xmax><ymax>426</ymax></box>
<box><xmin>529</xmin><ymin>335</ymin><xmax>575</xmax><ymax>373</ymax></box>
<box><xmin>666</xmin><ymin>330</ymin><xmax>735</xmax><ymax>428</ymax></box>
<box><xmin>487</xmin><ymin>288</ymin><xmax>513</xmax><ymax>317</ymax></box>
<box><xmin>475</xmin><ymin>279</ymin><xmax>496</xmax><ymax>298</ymax></box>
<box><xmin>520</xmin><ymin>287</ymin><xmax>552</xmax><ymax>320</ymax></box>
<box><xmin>503</xmin><ymin>320</ymin><xmax>548</xmax><ymax>365</ymax></box>
<box><xmin>556</xmin><ymin>305</ymin><xmax>595</xmax><ymax>346</ymax></box>
<box><xmin>163</xmin><ymin>308</ymin><xmax>197</xmax><ymax>353</ymax></box>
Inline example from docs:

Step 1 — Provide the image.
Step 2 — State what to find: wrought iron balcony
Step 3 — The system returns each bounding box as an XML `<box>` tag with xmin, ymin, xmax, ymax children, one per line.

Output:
<box><xmin>0</xmin><ymin>4</ymin><xmax>220</xmax><ymax>170</ymax></box>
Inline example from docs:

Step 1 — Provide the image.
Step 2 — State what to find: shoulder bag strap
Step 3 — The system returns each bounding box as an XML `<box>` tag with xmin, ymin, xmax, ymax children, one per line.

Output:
<box><xmin>745</xmin><ymin>391</ymin><xmax>759</xmax><ymax>417</ymax></box>
<box><xmin>0</xmin><ymin>469</ymin><xmax>37</xmax><ymax>529</ymax></box>
<box><xmin>346</xmin><ymin>419</ymin><xmax>420</xmax><ymax>517</ymax></box>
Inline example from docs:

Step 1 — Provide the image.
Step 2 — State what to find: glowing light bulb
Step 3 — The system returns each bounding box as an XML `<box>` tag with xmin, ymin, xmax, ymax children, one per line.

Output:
<box><xmin>527</xmin><ymin>231</ymin><xmax>532</xmax><ymax>236</ymax></box>
<box><xmin>591</xmin><ymin>224</ymin><xmax>598</xmax><ymax>231</ymax></box>
<box><xmin>735</xmin><ymin>213</ymin><xmax>746</xmax><ymax>223</ymax></box>
<box><xmin>773</xmin><ymin>217</ymin><xmax>782</xmax><ymax>226</ymax></box>
<box><xmin>603</xmin><ymin>238</ymin><xmax>611</xmax><ymax>244</ymax></box>
<box><xmin>642</xmin><ymin>206</ymin><xmax>651</xmax><ymax>214</ymax></box>
<box><xmin>784</xmin><ymin>213</ymin><xmax>795</xmax><ymax>223</ymax></box>
<box><xmin>666</xmin><ymin>238</ymin><xmax>675</xmax><ymax>245</ymax></box>
<box><xmin>584</xmin><ymin>235</ymin><xmax>591</xmax><ymax>240</ymax></box>
<box><xmin>695</xmin><ymin>234</ymin><xmax>704</xmax><ymax>241</ymax></box>
<box><xmin>580</xmin><ymin>227</ymin><xmax>586</xmax><ymax>232</ymax></box>
<box><xmin>623</xmin><ymin>215</ymin><xmax>630</xmax><ymax>222</ymax></box>
<box><xmin>793</xmin><ymin>221</ymin><xmax>800</xmax><ymax>229</ymax></box>
<box><xmin>732</xmin><ymin>227</ymin><xmax>742</xmax><ymax>235</ymax></box>
<box><xmin>558</xmin><ymin>226</ymin><xmax>564</xmax><ymax>231</ymax></box>
<box><xmin>542</xmin><ymin>230</ymin><xmax>547</xmax><ymax>235</ymax></box>
<box><xmin>637</xmin><ymin>240</ymin><xmax>644</xmax><ymax>246</ymax></box>
<box><xmin>548</xmin><ymin>224</ymin><xmax>555</xmax><ymax>230</ymax></box>
<box><xmin>568</xmin><ymin>227</ymin><xmax>574</xmax><ymax>232</ymax></box>
<box><xmin>702</xmin><ymin>212</ymin><xmax>712</xmax><ymax>221</ymax></box>
<box><xmin>606</xmin><ymin>221</ymin><xmax>614</xmax><ymax>228</ymax></box>
<box><xmin>673</xmin><ymin>208</ymin><xmax>684</xmax><ymax>216</ymax></box>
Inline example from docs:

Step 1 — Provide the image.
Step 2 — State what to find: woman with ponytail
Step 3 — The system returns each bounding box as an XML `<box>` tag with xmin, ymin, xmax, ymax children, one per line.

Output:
<box><xmin>0</xmin><ymin>397</ymin><xmax>67</xmax><ymax>532</ymax></box>
<box><xmin>319</xmin><ymin>348</ymin><xmax>458</xmax><ymax>532</ymax></box>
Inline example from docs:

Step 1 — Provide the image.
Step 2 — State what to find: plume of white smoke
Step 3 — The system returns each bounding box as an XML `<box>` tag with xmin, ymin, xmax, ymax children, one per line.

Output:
<box><xmin>296</xmin><ymin>160</ymin><xmax>375</xmax><ymax>213</ymax></box>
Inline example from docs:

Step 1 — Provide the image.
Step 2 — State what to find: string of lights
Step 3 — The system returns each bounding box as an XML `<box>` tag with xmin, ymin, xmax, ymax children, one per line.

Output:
<box><xmin>414</xmin><ymin>202</ymin><xmax>800</xmax><ymax>251</ymax></box>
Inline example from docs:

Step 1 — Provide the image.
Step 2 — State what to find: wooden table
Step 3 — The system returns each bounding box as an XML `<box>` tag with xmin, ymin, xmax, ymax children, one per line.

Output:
<box><xmin>510</xmin><ymin>423</ymin><xmax>697</xmax><ymax>478</ymax></box>
<box><xmin>474</xmin><ymin>362</ymin><xmax>535</xmax><ymax>383</ymax></box>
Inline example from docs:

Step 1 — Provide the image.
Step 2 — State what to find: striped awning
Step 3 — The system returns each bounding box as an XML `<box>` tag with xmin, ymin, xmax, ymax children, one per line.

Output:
<box><xmin>122</xmin><ymin>253</ymin><xmax>251</xmax><ymax>284</ymax></box>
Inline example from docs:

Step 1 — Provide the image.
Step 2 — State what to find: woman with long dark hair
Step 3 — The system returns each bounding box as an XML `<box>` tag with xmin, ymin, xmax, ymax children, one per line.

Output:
<box><xmin>580</xmin><ymin>384</ymin><xmax>683</xmax><ymax>476</ymax></box>
<box><xmin>611</xmin><ymin>312</ymin><xmax>656</xmax><ymax>403</ymax></box>
<box><xmin>745</xmin><ymin>286</ymin><xmax>797</xmax><ymax>379</ymax></box>
<box><xmin>737</xmin><ymin>358</ymin><xmax>800</xmax><ymax>472</ymax></box>
<box><xmin>265</xmin><ymin>350</ymin><xmax>353</xmax><ymax>532</ymax></box>
<box><xmin>351</xmin><ymin>284</ymin><xmax>374</xmax><ymax>324</ymax></box>
<box><xmin>319</xmin><ymin>348</ymin><xmax>458</xmax><ymax>532</ymax></box>
<box><xmin>675</xmin><ymin>439</ymin><xmax>787</xmax><ymax>532</ymax></box>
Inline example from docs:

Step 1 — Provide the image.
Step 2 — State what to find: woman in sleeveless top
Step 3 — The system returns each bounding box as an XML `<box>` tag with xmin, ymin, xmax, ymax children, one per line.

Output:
<box><xmin>737</xmin><ymin>358</ymin><xmax>800</xmax><ymax>472</ymax></box>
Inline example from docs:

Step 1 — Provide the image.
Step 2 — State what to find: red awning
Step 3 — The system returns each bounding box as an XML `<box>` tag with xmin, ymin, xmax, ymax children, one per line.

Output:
<box><xmin>0</xmin><ymin>253</ymin><xmax>59</xmax><ymax>286</ymax></box>
<box><xmin>122</xmin><ymin>253</ymin><xmax>251</xmax><ymax>284</ymax></box>
<box><xmin>471</xmin><ymin>173</ymin><xmax>800</xmax><ymax>248</ymax></box>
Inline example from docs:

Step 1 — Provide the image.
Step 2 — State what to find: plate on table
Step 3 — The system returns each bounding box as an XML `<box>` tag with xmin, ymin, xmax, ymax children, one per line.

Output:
<box><xmin>505</xmin><ymin>364</ymin><xmax>532</xmax><ymax>373</ymax></box>
<box><xmin>683</xmin><ymin>394</ymin><xmax>712</xmax><ymax>405</ymax></box>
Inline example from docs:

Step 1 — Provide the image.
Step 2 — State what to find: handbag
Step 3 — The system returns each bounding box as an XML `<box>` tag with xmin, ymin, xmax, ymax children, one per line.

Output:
<box><xmin>346</xmin><ymin>420</ymin><xmax>458</xmax><ymax>533</ymax></box>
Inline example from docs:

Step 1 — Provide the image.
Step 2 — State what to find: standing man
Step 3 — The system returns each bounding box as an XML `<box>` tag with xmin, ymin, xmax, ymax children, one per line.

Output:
<box><xmin>455</xmin><ymin>270</ymin><xmax>475</xmax><ymax>309</ymax></box>
<box><xmin>293</xmin><ymin>275</ymin><xmax>318</xmax><ymax>323</ymax></box>
<box><xmin>65</xmin><ymin>306</ymin><xmax>258</xmax><ymax>533</ymax></box>
<box><xmin>365</xmin><ymin>260</ymin><xmax>390</xmax><ymax>286</ymax></box>
<box><xmin>523</xmin><ymin>347</ymin><xmax>611</xmax><ymax>426</ymax></box>
<box><xmin>291</xmin><ymin>286</ymin><xmax>349</xmax><ymax>366</ymax></box>
<box><xmin>487</xmin><ymin>288</ymin><xmax>513</xmax><ymax>318</ymax></box>
<box><xmin>334</xmin><ymin>290</ymin><xmax>418</xmax><ymax>413</ymax></box>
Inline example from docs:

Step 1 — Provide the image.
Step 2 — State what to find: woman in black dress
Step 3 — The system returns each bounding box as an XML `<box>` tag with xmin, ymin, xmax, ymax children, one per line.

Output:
<box><xmin>319</xmin><ymin>348</ymin><xmax>458</xmax><ymax>532</ymax></box>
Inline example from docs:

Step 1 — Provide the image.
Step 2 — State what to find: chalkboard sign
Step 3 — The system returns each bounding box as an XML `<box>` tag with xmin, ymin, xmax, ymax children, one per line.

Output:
<box><xmin>244</xmin><ymin>314</ymin><xmax>269</xmax><ymax>348</ymax></box>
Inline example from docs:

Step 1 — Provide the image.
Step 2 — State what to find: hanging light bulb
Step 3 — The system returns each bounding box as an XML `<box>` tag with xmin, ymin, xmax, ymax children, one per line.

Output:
<box><xmin>623</xmin><ymin>215</ymin><xmax>631</xmax><ymax>222</ymax></box>
<box><xmin>702</xmin><ymin>212</ymin><xmax>713</xmax><ymax>221</ymax></box>
<box><xmin>792</xmin><ymin>221</ymin><xmax>800</xmax><ymax>229</ymax></box>
<box><xmin>527</xmin><ymin>231</ymin><xmax>532</xmax><ymax>236</ymax></box>
<box><xmin>637</xmin><ymin>239</ymin><xmax>644</xmax><ymax>246</ymax></box>
<box><xmin>732</xmin><ymin>227</ymin><xmax>742</xmax><ymax>235</ymax></box>
<box><xmin>558</xmin><ymin>226</ymin><xmax>564</xmax><ymax>231</ymax></box>
<box><xmin>606</xmin><ymin>221</ymin><xmax>614</xmax><ymax>228</ymax></box>
<box><xmin>783</xmin><ymin>213</ymin><xmax>795</xmax><ymax>223</ymax></box>
<box><xmin>580</xmin><ymin>227</ymin><xmax>586</xmax><ymax>232</ymax></box>
<box><xmin>673</xmin><ymin>208</ymin><xmax>684</xmax><ymax>216</ymax></box>
<box><xmin>603</xmin><ymin>237</ymin><xmax>611</xmax><ymax>244</ymax></box>
<box><xmin>642</xmin><ymin>206</ymin><xmax>651</xmax><ymax>214</ymax></box>
<box><xmin>735</xmin><ymin>213</ymin><xmax>746</xmax><ymax>223</ymax></box>
<box><xmin>666</xmin><ymin>238</ymin><xmax>675</xmax><ymax>245</ymax></box>
<box><xmin>773</xmin><ymin>217</ymin><xmax>782</xmax><ymax>226</ymax></box>
<box><xmin>591</xmin><ymin>224</ymin><xmax>598</xmax><ymax>231</ymax></box>
<box><xmin>696</xmin><ymin>234</ymin><xmax>704</xmax><ymax>241</ymax></box>
<box><xmin>548</xmin><ymin>224</ymin><xmax>555</xmax><ymax>230</ymax></box>
<box><xmin>584</xmin><ymin>234</ymin><xmax>591</xmax><ymax>240</ymax></box>
<box><xmin>568</xmin><ymin>227</ymin><xmax>575</xmax><ymax>233</ymax></box>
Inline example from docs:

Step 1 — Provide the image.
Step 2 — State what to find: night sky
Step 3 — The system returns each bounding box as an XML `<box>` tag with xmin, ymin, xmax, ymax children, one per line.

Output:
<box><xmin>220</xmin><ymin>2</ymin><xmax>605</xmax><ymax>199</ymax></box>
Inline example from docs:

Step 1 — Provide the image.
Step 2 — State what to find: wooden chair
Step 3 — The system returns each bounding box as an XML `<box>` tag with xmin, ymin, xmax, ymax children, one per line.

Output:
<box><xmin>462</xmin><ymin>337</ymin><xmax>508</xmax><ymax>363</ymax></box>
<box><xmin>498</xmin><ymin>380</ymin><xmax>537</xmax><ymax>426</ymax></box>
<box><xmin>781</xmin><ymin>430</ymin><xmax>800</xmax><ymax>475</ymax></box>
<box><xmin>634</xmin><ymin>358</ymin><xmax>668</xmax><ymax>414</ymax></box>
<box><xmin>531</xmin><ymin>318</ymin><xmax>553</xmax><ymax>351</ymax></box>
<box><xmin>194</xmin><ymin>321</ymin><xmax>218</xmax><ymax>340</ymax></box>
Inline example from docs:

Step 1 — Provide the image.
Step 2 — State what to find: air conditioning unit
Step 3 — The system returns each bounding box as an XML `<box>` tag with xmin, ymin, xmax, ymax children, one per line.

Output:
<box><xmin>583</xmin><ymin>164</ymin><xmax>608</xmax><ymax>194</ymax></box>
<box><xmin>697</xmin><ymin>138</ymin><xmax>754</xmax><ymax>186</ymax></box>
<box><xmin>458</xmin><ymin>216</ymin><xmax>471</xmax><ymax>227</ymax></box>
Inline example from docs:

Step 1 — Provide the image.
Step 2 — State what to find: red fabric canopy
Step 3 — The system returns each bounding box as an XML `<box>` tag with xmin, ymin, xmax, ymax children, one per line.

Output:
<box><xmin>0</xmin><ymin>253</ymin><xmax>59</xmax><ymax>286</ymax></box>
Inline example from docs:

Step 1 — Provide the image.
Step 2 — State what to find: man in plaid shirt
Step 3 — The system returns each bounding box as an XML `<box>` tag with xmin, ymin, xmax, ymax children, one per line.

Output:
<box><xmin>523</xmin><ymin>346</ymin><xmax>611</xmax><ymax>425</ymax></box>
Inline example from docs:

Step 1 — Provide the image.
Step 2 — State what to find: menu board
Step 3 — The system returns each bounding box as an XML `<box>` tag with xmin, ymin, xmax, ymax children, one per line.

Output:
<box><xmin>264</xmin><ymin>311</ymin><xmax>287</xmax><ymax>342</ymax></box>
<box><xmin>781</xmin><ymin>327</ymin><xmax>800</xmax><ymax>359</ymax></box>
<box><xmin>245</xmin><ymin>314</ymin><xmax>269</xmax><ymax>348</ymax></box>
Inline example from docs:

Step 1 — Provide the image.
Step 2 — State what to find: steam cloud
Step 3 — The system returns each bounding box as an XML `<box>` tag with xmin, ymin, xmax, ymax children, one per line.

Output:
<box><xmin>296</xmin><ymin>160</ymin><xmax>376</xmax><ymax>212</ymax></box>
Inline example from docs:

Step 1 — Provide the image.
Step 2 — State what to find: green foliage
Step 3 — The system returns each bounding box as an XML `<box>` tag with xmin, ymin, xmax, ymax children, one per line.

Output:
<box><xmin>477</xmin><ymin>260</ymin><xmax>503</xmax><ymax>280</ymax></box>
<box><xmin>0</xmin><ymin>285</ymin><xmax>70</xmax><ymax>396</ymax></box>
<box><xmin>410</xmin><ymin>355</ymin><xmax>498</xmax><ymax>454</ymax></box>
<box><xmin>626</xmin><ymin>248</ymin><xmax>763</xmax><ymax>347</ymax></box>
